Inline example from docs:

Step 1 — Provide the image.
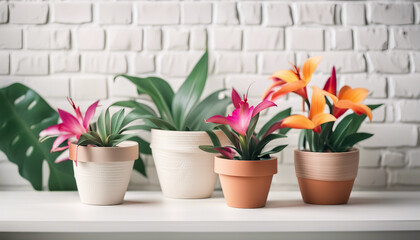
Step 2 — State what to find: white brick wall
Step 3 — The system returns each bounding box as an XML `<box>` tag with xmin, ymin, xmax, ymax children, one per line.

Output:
<box><xmin>0</xmin><ymin>0</ymin><xmax>419</xmax><ymax>191</ymax></box>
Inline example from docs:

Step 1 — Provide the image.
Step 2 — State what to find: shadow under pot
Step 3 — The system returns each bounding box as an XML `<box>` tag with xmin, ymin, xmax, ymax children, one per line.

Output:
<box><xmin>150</xmin><ymin>129</ymin><xmax>229</xmax><ymax>199</ymax></box>
<box><xmin>215</xmin><ymin>156</ymin><xmax>277</xmax><ymax>208</ymax></box>
<box><xmin>294</xmin><ymin>149</ymin><xmax>359</xmax><ymax>205</ymax></box>
<box><xmin>69</xmin><ymin>141</ymin><xmax>138</xmax><ymax>205</ymax></box>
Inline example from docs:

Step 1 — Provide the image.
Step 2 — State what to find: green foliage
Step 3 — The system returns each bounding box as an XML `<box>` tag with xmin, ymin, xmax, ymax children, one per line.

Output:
<box><xmin>200</xmin><ymin>108</ymin><xmax>291</xmax><ymax>160</ymax></box>
<box><xmin>0</xmin><ymin>83</ymin><xmax>76</xmax><ymax>190</ymax></box>
<box><xmin>299</xmin><ymin>104</ymin><xmax>382</xmax><ymax>152</ymax></box>
<box><xmin>113</xmin><ymin>50</ymin><xmax>231</xmax><ymax>131</ymax></box>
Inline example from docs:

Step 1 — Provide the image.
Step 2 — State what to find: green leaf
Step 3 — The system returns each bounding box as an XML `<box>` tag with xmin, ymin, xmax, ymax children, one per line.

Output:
<box><xmin>115</xmin><ymin>75</ymin><xmax>175</xmax><ymax>123</ymax></box>
<box><xmin>258</xmin><ymin>145</ymin><xmax>288</xmax><ymax>158</ymax></box>
<box><xmin>205</xmin><ymin>129</ymin><xmax>221</xmax><ymax>147</ymax></box>
<box><xmin>109</xmin><ymin>134</ymin><xmax>138</xmax><ymax>147</ymax></box>
<box><xmin>78</xmin><ymin>132</ymin><xmax>104</xmax><ymax>147</ymax></box>
<box><xmin>298</xmin><ymin>130</ymin><xmax>306</xmax><ymax>151</ymax></box>
<box><xmin>172</xmin><ymin>51</ymin><xmax>208</xmax><ymax>130</ymax></box>
<box><xmin>0</xmin><ymin>83</ymin><xmax>76</xmax><ymax>190</ymax></box>
<box><xmin>97</xmin><ymin>110</ymin><xmax>107</xmax><ymax>144</ymax></box>
<box><xmin>105</xmin><ymin>108</ymin><xmax>111</xmax><ymax>137</ymax></box>
<box><xmin>111</xmin><ymin>109</ymin><xmax>125</xmax><ymax>135</ymax></box>
<box><xmin>128</xmin><ymin>136</ymin><xmax>152</xmax><ymax>155</ymax></box>
<box><xmin>330</xmin><ymin>117</ymin><xmax>353</xmax><ymax>148</ymax></box>
<box><xmin>111</xmin><ymin>100</ymin><xmax>157</xmax><ymax>117</ymax></box>
<box><xmin>216</xmin><ymin>125</ymin><xmax>238</xmax><ymax>148</ymax></box>
<box><xmin>199</xmin><ymin>145</ymin><xmax>220</xmax><ymax>154</ymax></box>
<box><xmin>345</xmin><ymin>104</ymin><xmax>383</xmax><ymax>135</ymax></box>
<box><xmin>338</xmin><ymin>132</ymin><xmax>374</xmax><ymax>151</ymax></box>
<box><xmin>257</xmin><ymin>108</ymin><xmax>291</xmax><ymax>138</ymax></box>
<box><xmin>143</xmin><ymin>116</ymin><xmax>176</xmax><ymax>130</ymax></box>
<box><xmin>246</xmin><ymin>113</ymin><xmax>259</xmax><ymax>146</ymax></box>
<box><xmin>184</xmin><ymin>89</ymin><xmax>230</xmax><ymax>131</ymax></box>
<box><xmin>121</xmin><ymin>124</ymin><xmax>153</xmax><ymax>133</ymax></box>
<box><xmin>133</xmin><ymin>154</ymin><xmax>147</xmax><ymax>177</ymax></box>
<box><xmin>253</xmin><ymin>133</ymin><xmax>287</xmax><ymax>159</ymax></box>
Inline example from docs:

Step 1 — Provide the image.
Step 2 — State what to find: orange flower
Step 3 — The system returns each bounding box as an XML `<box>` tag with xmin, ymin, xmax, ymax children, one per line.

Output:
<box><xmin>265</xmin><ymin>87</ymin><xmax>336</xmax><ymax>135</ymax></box>
<box><xmin>262</xmin><ymin>56</ymin><xmax>322</xmax><ymax>101</ymax></box>
<box><xmin>321</xmin><ymin>86</ymin><xmax>372</xmax><ymax>121</ymax></box>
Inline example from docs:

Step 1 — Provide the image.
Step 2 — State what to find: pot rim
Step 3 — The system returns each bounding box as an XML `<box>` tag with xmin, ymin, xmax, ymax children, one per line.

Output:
<box><xmin>294</xmin><ymin>148</ymin><xmax>359</xmax><ymax>156</ymax></box>
<box><xmin>69</xmin><ymin>141</ymin><xmax>138</xmax><ymax>163</ymax></box>
<box><xmin>215</xmin><ymin>156</ymin><xmax>278</xmax><ymax>177</ymax></box>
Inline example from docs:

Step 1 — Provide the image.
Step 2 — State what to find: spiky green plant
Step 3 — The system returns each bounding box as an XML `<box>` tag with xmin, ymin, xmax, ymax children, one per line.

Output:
<box><xmin>77</xmin><ymin>108</ymin><xmax>148</xmax><ymax>147</ymax></box>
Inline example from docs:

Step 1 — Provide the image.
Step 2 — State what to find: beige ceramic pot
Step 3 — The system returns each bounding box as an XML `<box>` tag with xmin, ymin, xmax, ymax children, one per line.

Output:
<box><xmin>294</xmin><ymin>149</ymin><xmax>359</xmax><ymax>205</ymax></box>
<box><xmin>150</xmin><ymin>129</ymin><xmax>229</xmax><ymax>199</ymax></box>
<box><xmin>215</xmin><ymin>156</ymin><xmax>277</xmax><ymax>208</ymax></box>
<box><xmin>69</xmin><ymin>141</ymin><xmax>138</xmax><ymax>205</ymax></box>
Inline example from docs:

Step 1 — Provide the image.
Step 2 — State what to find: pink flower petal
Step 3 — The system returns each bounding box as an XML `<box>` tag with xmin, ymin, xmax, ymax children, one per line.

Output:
<box><xmin>83</xmin><ymin>100</ymin><xmax>99</xmax><ymax>129</ymax></box>
<box><xmin>205</xmin><ymin>115</ymin><xmax>230</xmax><ymax>125</ymax></box>
<box><xmin>58</xmin><ymin>109</ymin><xmax>86</xmax><ymax>134</ymax></box>
<box><xmin>54</xmin><ymin>149</ymin><xmax>70</xmax><ymax>163</ymax></box>
<box><xmin>67</xmin><ymin>98</ymin><xmax>84</xmax><ymax>123</ymax></box>
<box><xmin>226</xmin><ymin>102</ymin><xmax>253</xmax><ymax>136</ymax></box>
<box><xmin>214</xmin><ymin>147</ymin><xmax>236</xmax><ymax>159</ymax></box>
<box><xmin>51</xmin><ymin>134</ymin><xmax>72</xmax><ymax>153</ymax></box>
<box><xmin>39</xmin><ymin>124</ymin><xmax>63</xmax><ymax>137</ymax></box>
<box><xmin>231</xmin><ymin>88</ymin><xmax>241</xmax><ymax>108</ymax></box>
<box><xmin>252</xmin><ymin>100</ymin><xmax>277</xmax><ymax>118</ymax></box>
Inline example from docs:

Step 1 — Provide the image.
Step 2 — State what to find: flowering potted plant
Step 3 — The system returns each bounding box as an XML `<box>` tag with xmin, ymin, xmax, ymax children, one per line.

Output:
<box><xmin>200</xmin><ymin>89</ymin><xmax>291</xmax><ymax>208</ymax></box>
<box><xmin>262</xmin><ymin>57</ymin><xmax>381</xmax><ymax>205</ymax></box>
<box><xmin>113</xmin><ymin>51</ymin><xmax>231</xmax><ymax>199</ymax></box>
<box><xmin>40</xmin><ymin>99</ymin><xmax>142</xmax><ymax>205</ymax></box>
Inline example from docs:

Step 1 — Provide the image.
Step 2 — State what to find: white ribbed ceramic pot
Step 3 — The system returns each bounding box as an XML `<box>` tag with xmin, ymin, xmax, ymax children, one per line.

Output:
<box><xmin>69</xmin><ymin>141</ymin><xmax>138</xmax><ymax>205</ymax></box>
<box><xmin>150</xmin><ymin>129</ymin><xmax>229</xmax><ymax>199</ymax></box>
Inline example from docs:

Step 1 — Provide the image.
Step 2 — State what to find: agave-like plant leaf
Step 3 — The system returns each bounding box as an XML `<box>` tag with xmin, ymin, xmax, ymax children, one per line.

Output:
<box><xmin>0</xmin><ymin>83</ymin><xmax>76</xmax><ymax>190</ymax></box>
<box><xmin>184</xmin><ymin>90</ymin><xmax>231</xmax><ymax>131</ymax></box>
<box><xmin>172</xmin><ymin>51</ymin><xmax>208</xmax><ymax>130</ymax></box>
<box><xmin>257</xmin><ymin>108</ymin><xmax>292</xmax><ymax>138</ymax></box>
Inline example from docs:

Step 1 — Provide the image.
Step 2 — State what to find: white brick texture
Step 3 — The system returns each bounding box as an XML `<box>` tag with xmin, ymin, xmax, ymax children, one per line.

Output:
<box><xmin>264</xmin><ymin>3</ymin><xmax>293</xmax><ymax>26</ymax></box>
<box><xmin>138</xmin><ymin>2</ymin><xmax>180</xmax><ymax>25</ymax></box>
<box><xmin>296</xmin><ymin>3</ymin><xmax>335</xmax><ymax>25</ymax></box>
<box><xmin>244</xmin><ymin>28</ymin><xmax>284</xmax><ymax>51</ymax></box>
<box><xmin>369</xmin><ymin>3</ymin><xmax>414</xmax><ymax>25</ymax></box>
<box><xmin>107</xmin><ymin>28</ymin><xmax>142</xmax><ymax>51</ymax></box>
<box><xmin>53</xmin><ymin>3</ymin><xmax>92</xmax><ymax>24</ymax></box>
<box><xmin>12</xmin><ymin>53</ymin><xmax>49</xmax><ymax>76</ymax></box>
<box><xmin>27</xmin><ymin>29</ymin><xmax>70</xmax><ymax>50</ymax></box>
<box><xmin>182</xmin><ymin>2</ymin><xmax>212</xmax><ymax>24</ymax></box>
<box><xmin>0</xmin><ymin>28</ymin><xmax>22</xmax><ymax>49</ymax></box>
<box><xmin>99</xmin><ymin>3</ymin><xmax>132</xmax><ymax>25</ymax></box>
<box><xmin>9</xmin><ymin>2</ymin><xmax>48</xmax><ymax>24</ymax></box>
<box><xmin>1</xmin><ymin>0</ymin><xmax>420</xmax><ymax>191</ymax></box>
<box><xmin>0</xmin><ymin>2</ymin><xmax>7</xmax><ymax>23</ymax></box>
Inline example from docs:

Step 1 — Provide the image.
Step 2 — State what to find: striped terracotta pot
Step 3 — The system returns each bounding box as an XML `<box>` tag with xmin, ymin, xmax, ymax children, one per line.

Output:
<box><xmin>294</xmin><ymin>149</ymin><xmax>359</xmax><ymax>205</ymax></box>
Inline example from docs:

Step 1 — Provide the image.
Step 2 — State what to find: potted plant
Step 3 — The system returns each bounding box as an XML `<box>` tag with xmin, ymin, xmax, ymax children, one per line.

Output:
<box><xmin>262</xmin><ymin>57</ymin><xmax>381</xmax><ymax>205</ymax></box>
<box><xmin>113</xmin><ymin>51</ymin><xmax>232</xmax><ymax>199</ymax></box>
<box><xmin>40</xmin><ymin>99</ymin><xmax>143</xmax><ymax>205</ymax></box>
<box><xmin>200</xmin><ymin>88</ymin><xmax>291</xmax><ymax>208</ymax></box>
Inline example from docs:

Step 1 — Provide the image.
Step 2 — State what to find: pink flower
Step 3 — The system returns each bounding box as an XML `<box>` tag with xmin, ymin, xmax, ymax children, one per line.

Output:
<box><xmin>213</xmin><ymin>147</ymin><xmax>236</xmax><ymax>159</ymax></box>
<box><xmin>205</xmin><ymin>89</ymin><xmax>276</xmax><ymax>136</ymax></box>
<box><xmin>40</xmin><ymin>98</ymin><xmax>99</xmax><ymax>157</ymax></box>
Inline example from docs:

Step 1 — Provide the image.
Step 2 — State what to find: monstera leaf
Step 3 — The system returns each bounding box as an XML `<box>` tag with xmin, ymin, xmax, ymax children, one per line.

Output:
<box><xmin>0</xmin><ymin>83</ymin><xmax>76</xmax><ymax>190</ymax></box>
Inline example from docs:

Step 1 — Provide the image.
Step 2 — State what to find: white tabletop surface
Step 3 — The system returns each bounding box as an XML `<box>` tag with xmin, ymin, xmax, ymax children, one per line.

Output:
<box><xmin>1</xmin><ymin>191</ymin><xmax>419</xmax><ymax>233</ymax></box>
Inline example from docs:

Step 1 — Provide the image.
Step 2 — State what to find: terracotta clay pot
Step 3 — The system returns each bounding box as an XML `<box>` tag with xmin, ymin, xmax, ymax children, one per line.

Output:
<box><xmin>215</xmin><ymin>157</ymin><xmax>277</xmax><ymax>208</ymax></box>
<box><xmin>294</xmin><ymin>149</ymin><xmax>359</xmax><ymax>205</ymax></box>
<box><xmin>150</xmin><ymin>129</ymin><xmax>229</xmax><ymax>199</ymax></box>
<box><xmin>69</xmin><ymin>141</ymin><xmax>138</xmax><ymax>205</ymax></box>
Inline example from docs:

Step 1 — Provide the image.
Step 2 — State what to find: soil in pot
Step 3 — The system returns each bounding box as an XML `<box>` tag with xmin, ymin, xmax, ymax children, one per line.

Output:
<box><xmin>215</xmin><ymin>156</ymin><xmax>277</xmax><ymax>208</ymax></box>
<box><xmin>294</xmin><ymin>149</ymin><xmax>359</xmax><ymax>205</ymax></box>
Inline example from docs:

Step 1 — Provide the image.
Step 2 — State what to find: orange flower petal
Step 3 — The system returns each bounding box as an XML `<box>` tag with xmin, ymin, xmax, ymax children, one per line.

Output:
<box><xmin>281</xmin><ymin>115</ymin><xmax>316</xmax><ymax>129</ymax></box>
<box><xmin>309</xmin><ymin>86</ymin><xmax>326</xmax><ymax>119</ymax></box>
<box><xmin>271</xmin><ymin>70</ymin><xmax>300</xmax><ymax>83</ymax></box>
<box><xmin>311</xmin><ymin>113</ymin><xmax>337</xmax><ymax>128</ymax></box>
<box><xmin>319</xmin><ymin>88</ymin><xmax>338</xmax><ymax>103</ymax></box>
<box><xmin>335</xmin><ymin>100</ymin><xmax>372</xmax><ymax>121</ymax></box>
<box><xmin>338</xmin><ymin>86</ymin><xmax>369</xmax><ymax>103</ymax></box>
<box><xmin>302</xmin><ymin>56</ymin><xmax>322</xmax><ymax>84</ymax></box>
<box><xmin>271</xmin><ymin>81</ymin><xmax>306</xmax><ymax>101</ymax></box>
<box><xmin>262</xmin><ymin>81</ymin><xmax>284</xmax><ymax>100</ymax></box>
